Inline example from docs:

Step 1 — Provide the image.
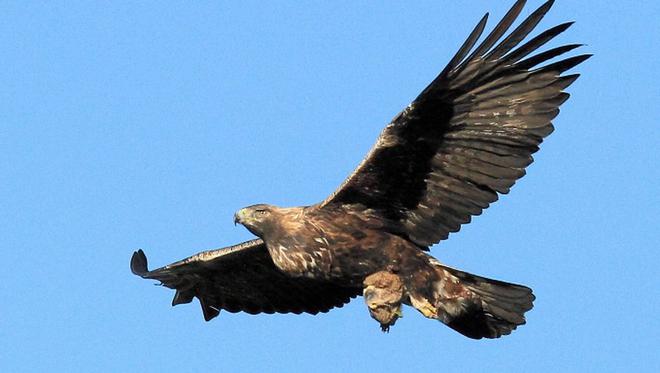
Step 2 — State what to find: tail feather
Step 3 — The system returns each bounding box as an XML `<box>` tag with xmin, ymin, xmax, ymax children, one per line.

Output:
<box><xmin>441</xmin><ymin>265</ymin><xmax>534</xmax><ymax>339</ymax></box>
<box><xmin>408</xmin><ymin>261</ymin><xmax>535</xmax><ymax>339</ymax></box>
<box><xmin>446</xmin><ymin>266</ymin><xmax>534</xmax><ymax>309</ymax></box>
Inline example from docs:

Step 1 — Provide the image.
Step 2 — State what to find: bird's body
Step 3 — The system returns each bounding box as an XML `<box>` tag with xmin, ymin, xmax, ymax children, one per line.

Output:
<box><xmin>132</xmin><ymin>0</ymin><xmax>590</xmax><ymax>339</ymax></box>
<box><xmin>237</xmin><ymin>204</ymin><xmax>414</xmax><ymax>284</ymax></box>
<box><xmin>232</xmin><ymin>203</ymin><xmax>534</xmax><ymax>336</ymax></box>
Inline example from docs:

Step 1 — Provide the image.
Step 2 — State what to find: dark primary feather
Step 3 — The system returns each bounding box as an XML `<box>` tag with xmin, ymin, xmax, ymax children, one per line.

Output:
<box><xmin>131</xmin><ymin>239</ymin><xmax>360</xmax><ymax>320</ymax></box>
<box><xmin>320</xmin><ymin>0</ymin><xmax>590</xmax><ymax>247</ymax></box>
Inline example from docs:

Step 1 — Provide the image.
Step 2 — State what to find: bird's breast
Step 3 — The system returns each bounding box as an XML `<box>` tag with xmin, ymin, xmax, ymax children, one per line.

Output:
<box><xmin>267</xmin><ymin>241</ymin><xmax>333</xmax><ymax>279</ymax></box>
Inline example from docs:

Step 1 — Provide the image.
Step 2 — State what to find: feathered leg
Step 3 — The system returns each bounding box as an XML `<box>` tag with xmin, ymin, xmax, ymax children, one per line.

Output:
<box><xmin>363</xmin><ymin>271</ymin><xmax>404</xmax><ymax>332</ymax></box>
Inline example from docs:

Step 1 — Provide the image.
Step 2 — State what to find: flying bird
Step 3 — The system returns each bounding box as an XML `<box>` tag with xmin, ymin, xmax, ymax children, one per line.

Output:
<box><xmin>131</xmin><ymin>0</ymin><xmax>589</xmax><ymax>339</ymax></box>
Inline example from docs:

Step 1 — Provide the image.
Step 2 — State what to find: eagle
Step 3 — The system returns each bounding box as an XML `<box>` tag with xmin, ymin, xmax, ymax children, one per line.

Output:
<box><xmin>131</xmin><ymin>0</ymin><xmax>589</xmax><ymax>339</ymax></box>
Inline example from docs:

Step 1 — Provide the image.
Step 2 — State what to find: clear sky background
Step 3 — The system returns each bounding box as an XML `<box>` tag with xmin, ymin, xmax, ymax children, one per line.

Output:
<box><xmin>2</xmin><ymin>1</ymin><xmax>658</xmax><ymax>372</ymax></box>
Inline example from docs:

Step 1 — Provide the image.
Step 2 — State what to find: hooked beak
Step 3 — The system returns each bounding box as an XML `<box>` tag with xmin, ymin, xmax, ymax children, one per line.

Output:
<box><xmin>234</xmin><ymin>209</ymin><xmax>247</xmax><ymax>226</ymax></box>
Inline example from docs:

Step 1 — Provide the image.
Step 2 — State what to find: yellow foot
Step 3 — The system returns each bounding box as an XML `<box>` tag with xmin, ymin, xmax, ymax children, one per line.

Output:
<box><xmin>410</xmin><ymin>296</ymin><xmax>438</xmax><ymax>319</ymax></box>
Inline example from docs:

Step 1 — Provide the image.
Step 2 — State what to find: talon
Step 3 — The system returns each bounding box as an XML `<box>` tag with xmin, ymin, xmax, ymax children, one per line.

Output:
<box><xmin>421</xmin><ymin>305</ymin><xmax>438</xmax><ymax>318</ymax></box>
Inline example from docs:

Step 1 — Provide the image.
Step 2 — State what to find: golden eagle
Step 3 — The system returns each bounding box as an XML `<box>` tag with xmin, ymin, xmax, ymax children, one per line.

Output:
<box><xmin>131</xmin><ymin>0</ymin><xmax>589</xmax><ymax>339</ymax></box>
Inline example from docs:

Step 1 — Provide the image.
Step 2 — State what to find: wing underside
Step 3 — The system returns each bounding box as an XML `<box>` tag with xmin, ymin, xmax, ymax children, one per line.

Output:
<box><xmin>131</xmin><ymin>239</ymin><xmax>359</xmax><ymax>320</ymax></box>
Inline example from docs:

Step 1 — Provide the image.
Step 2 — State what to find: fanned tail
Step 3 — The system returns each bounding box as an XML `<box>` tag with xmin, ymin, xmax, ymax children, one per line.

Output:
<box><xmin>408</xmin><ymin>259</ymin><xmax>535</xmax><ymax>339</ymax></box>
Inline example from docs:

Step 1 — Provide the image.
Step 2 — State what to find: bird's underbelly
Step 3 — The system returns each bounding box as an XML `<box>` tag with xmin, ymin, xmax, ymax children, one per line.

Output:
<box><xmin>267</xmin><ymin>234</ymin><xmax>403</xmax><ymax>284</ymax></box>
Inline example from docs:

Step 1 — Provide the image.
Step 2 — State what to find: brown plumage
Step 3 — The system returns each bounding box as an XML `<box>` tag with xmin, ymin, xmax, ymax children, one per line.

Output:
<box><xmin>131</xmin><ymin>0</ymin><xmax>589</xmax><ymax>339</ymax></box>
<box><xmin>363</xmin><ymin>272</ymin><xmax>405</xmax><ymax>332</ymax></box>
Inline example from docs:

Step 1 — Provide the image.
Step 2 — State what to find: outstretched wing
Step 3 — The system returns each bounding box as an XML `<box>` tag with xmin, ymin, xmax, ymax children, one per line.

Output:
<box><xmin>320</xmin><ymin>0</ymin><xmax>590</xmax><ymax>247</ymax></box>
<box><xmin>131</xmin><ymin>239</ymin><xmax>360</xmax><ymax>320</ymax></box>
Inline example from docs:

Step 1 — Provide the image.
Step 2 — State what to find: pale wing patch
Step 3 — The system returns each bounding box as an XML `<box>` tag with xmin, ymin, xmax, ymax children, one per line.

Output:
<box><xmin>269</xmin><ymin>243</ymin><xmax>333</xmax><ymax>279</ymax></box>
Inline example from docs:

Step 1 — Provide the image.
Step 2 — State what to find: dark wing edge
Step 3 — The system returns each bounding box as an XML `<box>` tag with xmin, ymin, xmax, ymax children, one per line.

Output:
<box><xmin>319</xmin><ymin>0</ymin><xmax>591</xmax><ymax>247</ymax></box>
<box><xmin>131</xmin><ymin>239</ymin><xmax>360</xmax><ymax>321</ymax></box>
<box><xmin>130</xmin><ymin>239</ymin><xmax>265</xmax><ymax>279</ymax></box>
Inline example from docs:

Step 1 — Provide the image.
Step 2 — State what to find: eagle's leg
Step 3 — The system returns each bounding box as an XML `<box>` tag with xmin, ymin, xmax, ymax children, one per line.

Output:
<box><xmin>363</xmin><ymin>271</ymin><xmax>404</xmax><ymax>332</ymax></box>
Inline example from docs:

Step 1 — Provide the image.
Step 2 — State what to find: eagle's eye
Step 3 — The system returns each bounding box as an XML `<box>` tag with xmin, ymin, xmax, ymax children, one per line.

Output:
<box><xmin>255</xmin><ymin>209</ymin><xmax>268</xmax><ymax>216</ymax></box>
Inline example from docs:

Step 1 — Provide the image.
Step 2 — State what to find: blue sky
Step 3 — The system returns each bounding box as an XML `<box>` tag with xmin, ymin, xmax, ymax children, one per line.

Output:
<box><xmin>2</xmin><ymin>1</ymin><xmax>658</xmax><ymax>372</ymax></box>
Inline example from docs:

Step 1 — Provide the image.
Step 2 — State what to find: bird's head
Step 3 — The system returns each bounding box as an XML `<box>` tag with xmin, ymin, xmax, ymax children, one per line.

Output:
<box><xmin>234</xmin><ymin>204</ymin><xmax>278</xmax><ymax>237</ymax></box>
